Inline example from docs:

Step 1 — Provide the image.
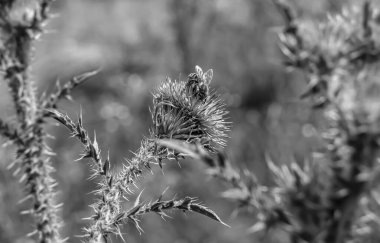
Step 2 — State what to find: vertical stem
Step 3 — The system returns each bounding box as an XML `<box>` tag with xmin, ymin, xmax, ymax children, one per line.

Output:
<box><xmin>0</xmin><ymin>1</ymin><xmax>62</xmax><ymax>242</ymax></box>
<box><xmin>325</xmin><ymin>131</ymin><xmax>378</xmax><ymax>243</ymax></box>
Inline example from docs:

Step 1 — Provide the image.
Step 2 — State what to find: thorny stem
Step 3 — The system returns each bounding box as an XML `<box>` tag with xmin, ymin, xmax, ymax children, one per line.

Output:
<box><xmin>122</xmin><ymin>196</ymin><xmax>228</xmax><ymax>230</ymax></box>
<box><xmin>42</xmin><ymin>70</ymin><xmax>99</xmax><ymax>113</ymax></box>
<box><xmin>47</xmin><ymin>108</ymin><xmax>227</xmax><ymax>242</ymax></box>
<box><xmin>157</xmin><ymin>140</ymin><xmax>260</xmax><ymax>209</ymax></box>
<box><xmin>47</xmin><ymin>110</ymin><xmax>156</xmax><ymax>242</ymax></box>
<box><xmin>0</xmin><ymin>1</ymin><xmax>63</xmax><ymax>243</ymax></box>
<box><xmin>47</xmin><ymin>110</ymin><xmax>118</xmax><ymax>242</ymax></box>
<box><xmin>0</xmin><ymin>119</ymin><xmax>23</xmax><ymax>145</ymax></box>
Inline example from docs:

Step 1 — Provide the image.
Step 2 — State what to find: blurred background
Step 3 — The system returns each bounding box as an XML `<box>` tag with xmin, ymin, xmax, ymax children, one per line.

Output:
<box><xmin>0</xmin><ymin>0</ymin><xmax>352</xmax><ymax>242</ymax></box>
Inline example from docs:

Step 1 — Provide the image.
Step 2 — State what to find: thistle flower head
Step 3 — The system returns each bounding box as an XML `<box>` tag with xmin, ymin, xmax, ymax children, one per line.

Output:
<box><xmin>151</xmin><ymin>66</ymin><xmax>229</xmax><ymax>152</ymax></box>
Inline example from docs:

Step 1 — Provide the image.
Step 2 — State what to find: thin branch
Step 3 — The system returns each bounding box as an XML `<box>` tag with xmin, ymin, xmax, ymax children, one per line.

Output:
<box><xmin>42</xmin><ymin>70</ymin><xmax>99</xmax><ymax>112</ymax></box>
<box><xmin>121</xmin><ymin>195</ymin><xmax>229</xmax><ymax>232</ymax></box>
<box><xmin>157</xmin><ymin>139</ymin><xmax>264</xmax><ymax>210</ymax></box>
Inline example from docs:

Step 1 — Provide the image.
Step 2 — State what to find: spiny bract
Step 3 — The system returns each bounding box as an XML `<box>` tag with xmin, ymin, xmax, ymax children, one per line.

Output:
<box><xmin>152</xmin><ymin>65</ymin><xmax>229</xmax><ymax>152</ymax></box>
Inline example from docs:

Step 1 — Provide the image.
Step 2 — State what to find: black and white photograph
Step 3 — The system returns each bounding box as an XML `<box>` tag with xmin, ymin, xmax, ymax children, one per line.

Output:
<box><xmin>0</xmin><ymin>1</ymin><xmax>379</xmax><ymax>243</ymax></box>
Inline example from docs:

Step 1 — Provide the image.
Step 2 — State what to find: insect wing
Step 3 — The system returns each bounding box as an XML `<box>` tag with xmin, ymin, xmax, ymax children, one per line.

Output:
<box><xmin>195</xmin><ymin>65</ymin><xmax>203</xmax><ymax>77</ymax></box>
<box><xmin>203</xmin><ymin>69</ymin><xmax>213</xmax><ymax>86</ymax></box>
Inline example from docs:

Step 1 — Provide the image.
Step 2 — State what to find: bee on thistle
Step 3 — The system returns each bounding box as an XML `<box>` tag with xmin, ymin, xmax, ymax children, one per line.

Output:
<box><xmin>186</xmin><ymin>65</ymin><xmax>213</xmax><ymax>101</ymax></box>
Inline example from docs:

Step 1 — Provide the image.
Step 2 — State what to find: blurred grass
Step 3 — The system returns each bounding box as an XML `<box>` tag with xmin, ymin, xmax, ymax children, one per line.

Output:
<box><xmin>0</xmin><ymin>0</ymin><xmax>349</xmax><ymax>242</ymax></box>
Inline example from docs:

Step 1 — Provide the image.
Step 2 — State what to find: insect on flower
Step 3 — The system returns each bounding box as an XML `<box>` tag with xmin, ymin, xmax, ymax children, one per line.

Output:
<box><xmin>186</xmin><ymin>65</ymin><xmax>213</xmax><ymax>102</ymax></box>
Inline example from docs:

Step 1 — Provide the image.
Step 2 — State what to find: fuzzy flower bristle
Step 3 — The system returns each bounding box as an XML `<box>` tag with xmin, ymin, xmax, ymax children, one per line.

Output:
<box><xmin>152</xmin><ymin>67</ymin><xmax>229</xmax><ymax>152</ymax></box>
